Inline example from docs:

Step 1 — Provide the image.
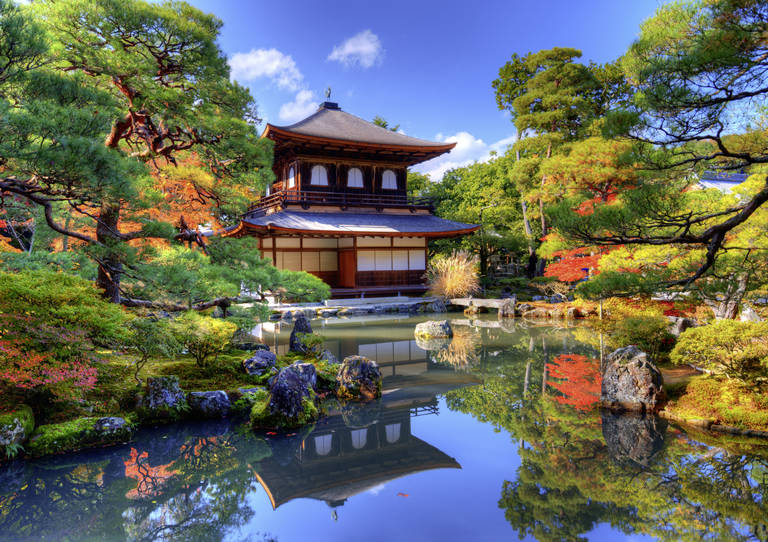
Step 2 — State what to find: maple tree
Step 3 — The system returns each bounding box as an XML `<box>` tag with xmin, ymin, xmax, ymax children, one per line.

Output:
<box><xmin>546</xmin><ymin>354</ymin><xmax>601</xmax><ymax>411</ymax></box>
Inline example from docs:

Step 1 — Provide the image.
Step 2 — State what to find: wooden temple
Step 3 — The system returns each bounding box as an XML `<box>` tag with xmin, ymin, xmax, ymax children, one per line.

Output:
<box><xmin>226</xmin><ymin>101</ymin><xmax>479</xmax><ymax>297</ymax></box>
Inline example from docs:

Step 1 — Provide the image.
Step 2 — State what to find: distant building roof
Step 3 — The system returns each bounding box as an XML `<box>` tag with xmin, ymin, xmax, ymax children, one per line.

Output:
<box><xmin>240</xmin><ymin>209</ymin><xmax>479</xmax><ymax>238</ymax></box>
<box><xmin>698</xmin><ymin>170</ymin><xmax>749</xmax><ymax>193</ymax></box>
<box><xmin>263</xmin><ymin>102</ymin><xmax>454</xmax><ymax>149</ymax></box>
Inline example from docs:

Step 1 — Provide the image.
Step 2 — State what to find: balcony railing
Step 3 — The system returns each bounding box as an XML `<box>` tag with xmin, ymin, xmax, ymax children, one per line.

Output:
<box><xmin>246</xmin><ymin>190</ymin><xmax>433</xmax><ymax>215</ymax></box>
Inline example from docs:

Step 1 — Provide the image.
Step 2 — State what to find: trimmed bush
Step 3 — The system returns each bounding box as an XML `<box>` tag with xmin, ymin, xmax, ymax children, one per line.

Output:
<box><xmin>172</xmin><ymin>312</ymin><xmax>237</xmax><ymax>368</ymax></box>
<box><xmin>671</xmin><ymin>320</ymin><xmax>768</xmax><ymax>384</ymax></box>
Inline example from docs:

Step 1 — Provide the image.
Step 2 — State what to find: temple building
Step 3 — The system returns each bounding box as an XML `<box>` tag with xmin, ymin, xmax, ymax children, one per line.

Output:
<box><xmin>226</xmin><ymin>101</ymin><xmax>479</xmax><ymax>297</ymax></box>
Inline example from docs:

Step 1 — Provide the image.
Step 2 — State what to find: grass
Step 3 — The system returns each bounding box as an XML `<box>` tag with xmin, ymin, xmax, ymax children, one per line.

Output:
<box><xmin>665</xmin><ymin>375</ymin><xmax>768</xmax><ymax>430</ymax></box>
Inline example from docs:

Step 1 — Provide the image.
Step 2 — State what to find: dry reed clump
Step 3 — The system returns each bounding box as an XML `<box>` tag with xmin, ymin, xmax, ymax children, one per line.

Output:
<box><xmin>427</xmin><ymin>251</ymin><xmax>480</xmax><ymax>299</ymax></box>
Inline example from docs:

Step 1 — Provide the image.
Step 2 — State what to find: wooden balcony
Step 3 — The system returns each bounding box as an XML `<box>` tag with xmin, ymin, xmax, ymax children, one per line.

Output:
<box><xmin>246</xmin><ymin>190</ymin><xmax>433</xmax><ymax>216</ymax></box>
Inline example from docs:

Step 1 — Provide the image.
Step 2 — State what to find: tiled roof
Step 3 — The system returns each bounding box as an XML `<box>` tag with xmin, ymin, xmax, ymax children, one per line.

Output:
<box><xmin>268</xmin><ymin>104</ymin><xmax>451</xmax><ymax>148</ymax></box>
<box><xmin>242</xmin><ymin>210</ymin><xmax>479</xmax><ymax>236</ymax></box>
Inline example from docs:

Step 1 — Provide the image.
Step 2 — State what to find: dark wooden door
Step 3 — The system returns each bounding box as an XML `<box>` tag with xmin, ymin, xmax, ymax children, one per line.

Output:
<box><xmin>338</xmin><ymin>249</ymin><xmax>356</xmax><ymax>288</ymax></box>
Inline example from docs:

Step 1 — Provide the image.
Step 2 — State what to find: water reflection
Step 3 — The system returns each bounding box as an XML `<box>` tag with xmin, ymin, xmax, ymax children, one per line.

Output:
<box><xmin>1</xmin><ymin>315</ymin><xmax>766</xmax><ymax>541</ymax></box>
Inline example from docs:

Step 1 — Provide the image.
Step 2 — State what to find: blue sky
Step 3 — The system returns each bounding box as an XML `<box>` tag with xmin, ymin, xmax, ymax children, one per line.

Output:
<box><xmin>189</xmin><ymin>0</ymin><xmax>664</xmax><ymax>178</ymax></box>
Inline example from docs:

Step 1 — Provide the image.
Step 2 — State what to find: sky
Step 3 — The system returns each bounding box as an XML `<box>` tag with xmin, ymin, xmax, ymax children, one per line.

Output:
<box><xmin>188</xmin><ymin>0</ymin><xmax>665</xmax><ymax>179</ymax></box>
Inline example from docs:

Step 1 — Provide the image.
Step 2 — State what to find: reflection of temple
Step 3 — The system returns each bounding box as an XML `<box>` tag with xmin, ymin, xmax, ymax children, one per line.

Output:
<box><xmin>252</xmin><ymin>400</ymin><xmax>460</xmax><ymax>510</ymax></box>
<box><xmin>256</xmin><ymin>316</ymin><xmax>484</xmax><ymax>389</ymax></box>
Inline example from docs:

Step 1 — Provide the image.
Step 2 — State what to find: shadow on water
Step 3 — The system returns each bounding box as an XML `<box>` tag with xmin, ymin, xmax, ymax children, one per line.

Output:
<box><xmin>0</xmin><ymin>314</ymin><xmax>767</xmax><ymax>541</ymax></box>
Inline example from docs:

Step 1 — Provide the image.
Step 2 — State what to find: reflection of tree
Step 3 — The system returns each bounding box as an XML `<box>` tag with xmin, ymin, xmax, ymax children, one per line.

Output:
<box><xmin>546</xmin><ymin>354</ymin><xmax>601</xmax><ymax>411</ymax></box>
<box><xmin>0</xmin><ymin>423</ymin><xmax>275</xmax><ymax>542</ymax></box>
<box><xmin>447</xmin><ymin>327</ymin><xmax>768</xmax><ymax>542</ymax></box>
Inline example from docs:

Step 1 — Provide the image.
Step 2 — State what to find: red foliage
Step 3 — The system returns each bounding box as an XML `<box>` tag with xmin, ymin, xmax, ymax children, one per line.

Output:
<box><xmin>547</xmin><ymin>353</ymin><xmax>601</xmax><ymax>411</ymax></box>
<box><xmin>574</xmin><ymin>193</ymin><xmax>617</xmax><ymax>216</ymax></box>
<box><xmin>0</xmin><ymin>315</ymin><xmax>98</xmax><ymax>399</ymax></box>
<box><xmin>544</xmin><ymin>247</ymin><xmax>602</xmax><ymax>282</ymax></box>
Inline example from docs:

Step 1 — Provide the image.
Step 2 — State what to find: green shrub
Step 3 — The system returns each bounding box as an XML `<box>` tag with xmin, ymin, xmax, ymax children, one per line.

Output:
<box><xmin>171</xmin><ymin>312</ymin><xmax>237</xmax><ymax>368</ymax></box>
<box><xmin>671</xmin><ymin>320</ymin><xmax>768</xmax><ymax>384</ymax></box>
<box><xmin>608</xmin><ymin>315</ymin><xmax>673</xmax><ymax>361</ymax></box>
<box><xmin>126</xmin><ymin>318</ymin><xmax>181</xmax><ymax>384</ymax></box>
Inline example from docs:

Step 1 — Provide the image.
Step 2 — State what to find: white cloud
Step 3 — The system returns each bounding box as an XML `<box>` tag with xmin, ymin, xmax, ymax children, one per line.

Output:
<box><xmin>414</xmin><ymin>132</ymin><xmax>517</xmax><ymax>180</ymax></box>
<box><xmin>229</xmin><ymin>48</ymin><xmax>303</xmax><ymax>91</ymax></box>
<box><xmin>278</xmin><ymin>90</ymin><xmax>318</xmax><ymax>123</ymax></box>
<box><xmin>328</xmin><ymin>30</ymin><xmax>384</xmax><ymax>68</ymax></box>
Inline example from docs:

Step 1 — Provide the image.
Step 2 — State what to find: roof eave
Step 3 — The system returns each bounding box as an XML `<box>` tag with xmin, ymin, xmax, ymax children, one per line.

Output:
<box><xmin>261</xmin><ymin>124</ymin><xmax>456</xmax><ymax>160</ymax></box>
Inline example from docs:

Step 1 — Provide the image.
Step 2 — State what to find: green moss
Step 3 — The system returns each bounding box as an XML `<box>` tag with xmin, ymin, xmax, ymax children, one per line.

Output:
<box><xmin>232</xmin><ymin>389</ymin><xmax>269</xmax><ymax>414</ymax></box>
<box><xmin>249</xmin><ymin>393</ymin><xmax>319</xmax><ymax>430</ymax></box>
<box><xmin>314</xmin><ymin>360</ymin><xmax>340</xmax><ymax>393</ymax></box>
<box><xmin>26</xmin><ymin>417</ymin><xmax>135</xmax><ymax>458</ymax></box>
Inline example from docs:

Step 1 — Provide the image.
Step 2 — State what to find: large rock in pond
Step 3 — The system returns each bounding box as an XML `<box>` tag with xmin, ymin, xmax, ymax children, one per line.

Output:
<box><xmin>414</xmin><ymin>320</ymin><xmax>453</xmax><ymax>339</ymax></box>
<box><xmin>243</xmin><ymin>350</ymin><xmax>277</xmax><ymax>376</ymax></box>
<box><xmin>251</xmin><ymin>365</ymin><xmax>318</xmax><ymax>429</ymax></box>
<box><xmin>289</xmin><ymin>314</ymin><xmax>314</xmax><ymax>354</ymax></box>
<box><xmin>601</xmin><ymin>410</ymin><xmax>667</xmax><ymax>467</ymax></box>
<box><xmin>601</xmin><ymin>346</ymin><xmax>664</xmax><ymax>412</ymax></box>
<box><xmin>290</xmin><ymin>362</ymin><xmax>318</xmax><ymax>392</ymax></box>
<box><xmin>415</xmin><ymin>336</ymin><xmax>451</xmax><ymax>352</ymax></box>
<box><xmin>188</xmin><ymin>391</ymin><xmax>231</xmax><ymax>418</ymax></box>
<box><xmin>136</xmin><ymin>376</ymin><xmax>188</xmax><ymax>422</ymax></box>
<box><xmin>0</xmin><ymin>405</ymin><xmax>34</xmax><ymax>458</ymax></box>
<box><xmin>523</xmin><ymin>307</ymin><xmax>551</xmax><ymax>320</ymax></box>
<box><xmin>336</xmin><ymin>355</ymin><xmax>382</xmax><ymax>401</ymax></box>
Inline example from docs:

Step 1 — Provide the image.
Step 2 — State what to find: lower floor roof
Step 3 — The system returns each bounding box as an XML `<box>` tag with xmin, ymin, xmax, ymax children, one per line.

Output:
<box><xmin>234</xmin><ymin>210</ymin><xmax>479</xmax><ymax>238</ymax></box>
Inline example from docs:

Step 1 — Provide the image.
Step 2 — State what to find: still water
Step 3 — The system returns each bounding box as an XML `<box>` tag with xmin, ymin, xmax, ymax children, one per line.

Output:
<box><xmin>1</xmin><ymin>314</ymin><xmax>766</xmax><ymax>542</ymax></box>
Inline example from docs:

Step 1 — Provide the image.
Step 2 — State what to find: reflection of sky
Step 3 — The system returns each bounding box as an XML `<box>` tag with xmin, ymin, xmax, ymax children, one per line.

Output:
<box><xmin>230</xmin><ymin>396</ymin><xmax>657</xmax><ymax>542</ymax></box>
<box><xmin>231</xmin><ymin>397</ymin><xmax>523</xmax><ymax>542</ymax></box>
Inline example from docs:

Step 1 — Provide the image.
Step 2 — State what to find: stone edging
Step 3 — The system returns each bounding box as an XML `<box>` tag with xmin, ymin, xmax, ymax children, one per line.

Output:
<box><xmin>658</xmin><ymin>409</ymin><xmax>768</xmax><ymax>439</ymax></box>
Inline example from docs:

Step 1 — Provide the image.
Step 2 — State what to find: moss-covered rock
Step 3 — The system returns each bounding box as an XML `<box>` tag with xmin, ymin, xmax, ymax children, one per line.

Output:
<box><xmin>135</xmin><ymin>376</ymin><xmax>189</xmax><ymax>423</ymax></box>
<box><xmin>0</xmin><ymin>405</ymin><xmax>34</xmax><ymax>459</ymax></box>
<box><xmin>336</xmin><ymin>355</ymin><xmax>382</xmax><ymax>401</ymax></box>
<box><xmin>250</xmin><ymin>394</ymin><xmax>318</xmax><ymax>430</ymax></box>
<box><xmin>26</xmin><ymin>416</ymin><xmax>134</xmax><ymax>458</ymax></box>
<box><xmin>250</xmin><ymin>365</ymin><xmax>319</xmax><ymax>429</ymax></box>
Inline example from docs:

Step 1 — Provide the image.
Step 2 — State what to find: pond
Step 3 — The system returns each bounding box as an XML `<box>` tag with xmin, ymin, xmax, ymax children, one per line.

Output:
<box><xmin>1</xmin><ymin>314</ymin><xmax>766</xmax><ymax>541</ymax></box>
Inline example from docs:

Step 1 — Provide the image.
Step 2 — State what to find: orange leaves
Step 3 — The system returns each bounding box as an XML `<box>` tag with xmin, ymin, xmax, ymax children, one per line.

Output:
<box><xmin>547</xmin><ymin>353</ymin><xmax>601</xmax><ymax>411</ymax></box>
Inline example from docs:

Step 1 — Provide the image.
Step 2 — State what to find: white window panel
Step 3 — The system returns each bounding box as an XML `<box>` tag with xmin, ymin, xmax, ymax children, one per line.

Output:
<box><xmin>339</xmin><ymin>237</ymin><xmax>353</xmax><ymax>248</ymax></box>
<box><xmin>347</xmin><ymin>167</ymin><xmax>363</xmax><ymax>188</ymax></box>
<box><xmin>282</xmin><ymin>252</ymin><xmax>301</xmax><ymax>271</ymax></box>
<box><xmin>392</xmin><ymin>250</ymin><xmax>409</xmax><ymax>270</ymax></box>
<box><xmin>320</xmin><ymin>251</ymin><xmax>338</xmax><ymax>271</ymax></box>
<box><xmin>409</xmin><ymin>250</ymin><xmax>426</xmax><ymax>270</ymax></box>
<box><xmin>350</xmin><ymin>428</ymin><xmax>368</xmax><ymax>449</ymax></box>
<box><xmin>302</xmin><ymin>251</ymin><xmax>320</xmax><ymax>272</ymax></box>
<box><xmin>357</xmin><ymin>251</ymin><xmax>375</xmax><ymax>271</ymax></box>
<box><xmin>314</xmin><ymin>434</ymin><xmax>332</xmax><ymax>456</ymax></box>
<box><xmin>311</xmin><ymin>164</ymin><xmax>328</xmax><ymax>185</ymax></box>
<box><xmin>287</xmin><ymin>166</ymin><xmax>296</xmax><ymax>188</ymax></box>
<box><xmin>382</xmin><ymin>169</ymin><xmax>397</xmax><ymax>189</ymax></box>
<box><xmin>262</xmin><ymin>237</ymin><xmax>273</xmax><ymax>248</ymax></box>
<box><xmin>385</xmin><ymin>423</ymin><xmax>401</xmax><ymax>443</ymax></box>
<box><xmin>375</xmin><ymin>250</ymin><xmax>392</xmax><ymax>271</ymax></box>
